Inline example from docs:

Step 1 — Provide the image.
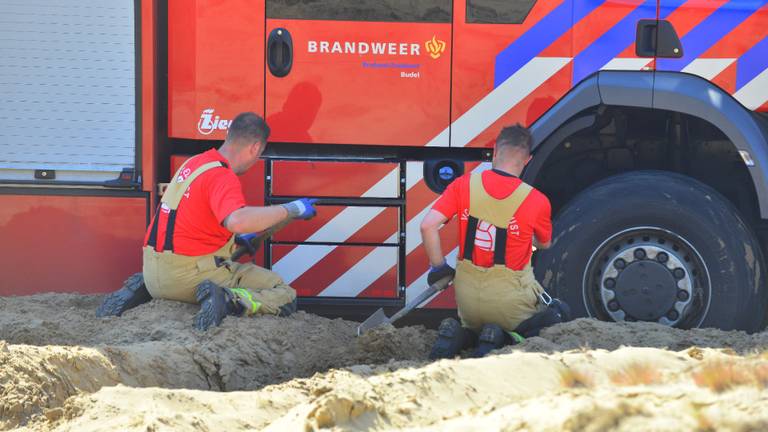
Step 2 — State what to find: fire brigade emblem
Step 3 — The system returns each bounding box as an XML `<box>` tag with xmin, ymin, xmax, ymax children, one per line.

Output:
<box><xmin>425</xmin><ymin>36</ymin><xmax>446</xmax><ymax>59</ymax></box>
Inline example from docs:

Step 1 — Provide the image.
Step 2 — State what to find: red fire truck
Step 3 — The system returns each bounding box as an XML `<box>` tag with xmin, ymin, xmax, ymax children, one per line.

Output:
<box><xmin>2</xmin><ymin>0</ymin><xmax>768</xmax><ymax>331</ymax></box>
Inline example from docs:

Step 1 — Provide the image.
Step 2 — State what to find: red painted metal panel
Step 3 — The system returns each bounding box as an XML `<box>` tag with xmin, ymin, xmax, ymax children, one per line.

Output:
<box><xmin>265</xmin><ymin>20</ymin><xmax>451</xmax><ymax>146</ymax></box>
<box><xmin>271</xmin><ymin>161</ymin><xmax>399</xmax><ymax>197</ymax></box>
<box><xmin>450</xmin><ymin>0</ymin><xmax>565</xmax><ymax>143</ymax></box>
<box><xmin>167</xmin><ymin>0</ymin><xmax>265</xmax><ymax>139</ymax></box>
<box><xmin>0</xmin><ymin>194</ymin><xmax>147</xmax><ymax>295</ymax></box>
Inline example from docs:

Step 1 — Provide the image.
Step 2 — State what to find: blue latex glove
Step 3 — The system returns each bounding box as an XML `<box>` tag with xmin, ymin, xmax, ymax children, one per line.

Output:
<box><xmin>234</xmin><ymin>232</ymin><xmax>259</xmax><ymax>256</ymax></box>
<box><xmin>428</xmin><ymin>260</ymin><xmax>455</xmax><ymax>288</ymax></box>
<box><xmin>282</xmin><ymin>198</ymin><xmax>318</xmax><ymax>220</ymax></box>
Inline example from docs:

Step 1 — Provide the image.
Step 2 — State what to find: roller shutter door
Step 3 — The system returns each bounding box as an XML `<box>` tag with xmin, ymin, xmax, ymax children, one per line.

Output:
<box><xmin>0</xmin><ymin>0</ymin><xmax>136</xmax><ymax>184</ymax></box>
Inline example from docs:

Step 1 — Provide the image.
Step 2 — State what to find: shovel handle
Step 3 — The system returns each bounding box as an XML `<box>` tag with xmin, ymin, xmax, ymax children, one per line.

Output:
<box><xmin>230</xmin><ymin>217</ymin><xmax>294</xmax><ymax>262</ymax></box>
<box><xmin>388</xmin><ymin>277</ymin><xmax>451</xmax><ymax>324</ymax></box>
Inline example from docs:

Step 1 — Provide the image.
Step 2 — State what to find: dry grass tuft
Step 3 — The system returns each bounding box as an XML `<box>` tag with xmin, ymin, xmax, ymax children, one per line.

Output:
<box><xmin>692</xmin><ymin>361</ymin><xmax>755</xmax><ymax>393</ymax></box>
<box><xmin>609</xmin><ymin>363</ymin><xmax>661</xmax><ymax>386</ymax></box>
<box><xmin>686</xmin><ymin>347</ymin><xmax>705</xmax><ymax>360</ymax></box>
<box><xmin>560</xmin><ymin>367</ymin><xmax>594</xmax><ymax>389</ymax></box>
<box><xmin>753</xmin><ymin>363</ymin><xmax>768</xmax><ymax>388</ymax></box>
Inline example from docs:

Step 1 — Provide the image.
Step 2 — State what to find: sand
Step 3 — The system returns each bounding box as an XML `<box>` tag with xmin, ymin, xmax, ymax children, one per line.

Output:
<box><xmin>2</xmin><ymin>293</ymin><xmax>768</xmax><ymax>431</ymax></box>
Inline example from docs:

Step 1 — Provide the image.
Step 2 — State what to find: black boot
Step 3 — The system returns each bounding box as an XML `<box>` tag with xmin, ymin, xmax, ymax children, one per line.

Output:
<box><xmin>277</xmin><ymin>298</ymin><xmax>298</xmax><ymax>317</ymax></box>
<box><xmin>429</xmin><ymin>318</ymin><xmax>476</xmax><ymax>360</ymax></box>
<box><xmin>473</xmin><ymin>323</ymin><xmax>507</xmax><ymax>357</ymax></box>
<box><xmin>96</xmin><ymin>273</ymin><xmax>152</xmax><ymax>317</ymax></box>
<box><xmin>552</xmin><ymin>298</ymin><xmax>572</xmax><ymax>322</ymax></box>
<box><xmin>515</xmin><ymin>298</ymin><xmax>572</xmax><ymax>338</ymax></box>
<box><xmin>194</xmin><ymin>280</ymin><xmax>240</xmax><ymax>331</ymax></box>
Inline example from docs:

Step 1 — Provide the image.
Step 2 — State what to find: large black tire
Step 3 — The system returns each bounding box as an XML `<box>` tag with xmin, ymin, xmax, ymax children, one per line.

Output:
<box><xmin>534</xmin><ymin>171</ymin><xmax>767</xmax><ymax>332</ymax></box>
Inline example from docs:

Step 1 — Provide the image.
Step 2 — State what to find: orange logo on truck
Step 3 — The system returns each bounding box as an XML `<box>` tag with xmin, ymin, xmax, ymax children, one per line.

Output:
<box><xmin>425</xmin><ymin>36</ymin><xmax>446</xmax><ymax>59</ymax></box>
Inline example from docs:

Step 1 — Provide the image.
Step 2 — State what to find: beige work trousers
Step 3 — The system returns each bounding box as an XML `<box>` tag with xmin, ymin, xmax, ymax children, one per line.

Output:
<box><xmin>142</xmin><ymin>238</ymin><xmax>295</xmax><ymax>315</ymax></box>
<box><xmin>454</xmin><ymin>259</ymin><xmax>544</xmax><ymax>332</ymax></box>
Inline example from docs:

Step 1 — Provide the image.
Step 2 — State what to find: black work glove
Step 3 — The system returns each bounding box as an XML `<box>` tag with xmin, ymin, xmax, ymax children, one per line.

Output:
<box><xmin>427</xmin><ymin>261</ymin><xmax>455</xmax><ymax>288</ymax></box>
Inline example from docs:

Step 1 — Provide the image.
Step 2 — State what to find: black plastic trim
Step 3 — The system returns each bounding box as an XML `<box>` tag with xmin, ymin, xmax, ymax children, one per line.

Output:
<box><xmin>635</xmin><ymin>19</ymin><xmax>657</xmax><ymax>57</ymax></box>
<box><xmin>656</xmin><ymin>20</ymin><xmax>683</xmax><ymax>58</ymax></box>
<box><xmin>525</xmin><ymin>114</ymin><xmax>596</xmax><ymax>184</ymax></box>
<box><xmin>527</xmin><ymin>70</ymin><xmax>768</xmax><ymax>217</ymax></box>
<box><xmin>0</xmin><ymin>188</ymin><xmax>148</xmax><ymax>198</ymax></box>
<box><xmin>134</xmin><ymin>0</ymin><xmax>143</xmax><ymax>187</ymax></box>
<box><xmin>0</xmin><ymin>180</ymin><xmax>142</xmax><ymax>189</ymax></box>
<box><xmin>267</xmin><ymin>27</ymin><xmax>293</xmax><ymax>78</ymax></box>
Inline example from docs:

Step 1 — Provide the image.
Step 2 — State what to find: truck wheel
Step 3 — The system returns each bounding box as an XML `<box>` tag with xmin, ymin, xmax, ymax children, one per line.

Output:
<box><xmin>534</xmin><ymin>171</ymin><xmax>767</xmax><ymax>332</ymax></box>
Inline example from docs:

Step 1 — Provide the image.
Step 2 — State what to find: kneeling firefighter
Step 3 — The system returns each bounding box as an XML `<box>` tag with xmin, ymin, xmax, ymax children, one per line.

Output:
<box><xmin>420</xmin><ymin>125</ymin><xmax>571</xmax><ymax>359</ymax></box>
<box><xmin>97</xmin><ymin>112</ymin><xmax>317</xmax><ymax>330</ymax></box>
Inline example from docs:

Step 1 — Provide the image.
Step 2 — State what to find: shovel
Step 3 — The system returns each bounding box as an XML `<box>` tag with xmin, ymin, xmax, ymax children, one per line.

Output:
<box><xmin>356</xmin><ymin>277</ymin><xmax>451</xmax><ymax>336</ymax></box>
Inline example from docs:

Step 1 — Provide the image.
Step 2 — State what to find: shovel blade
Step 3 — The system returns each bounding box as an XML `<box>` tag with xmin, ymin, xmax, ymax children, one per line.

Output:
<box><xmin>356</xmin><ymin>308</ymin><xmax>390</xmax><ymax>336</ymax></box>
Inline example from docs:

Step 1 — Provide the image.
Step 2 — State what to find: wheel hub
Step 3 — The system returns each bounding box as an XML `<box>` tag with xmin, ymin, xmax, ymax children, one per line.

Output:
<box><xmin>613</xmin><ymin>260</ymin><xmax>677</xmax><ymax>321</ymax></box>
<box><xmin>587</xmin><ymin>230</ymin><xmax>705</xmax><ymax>327</ymax></box>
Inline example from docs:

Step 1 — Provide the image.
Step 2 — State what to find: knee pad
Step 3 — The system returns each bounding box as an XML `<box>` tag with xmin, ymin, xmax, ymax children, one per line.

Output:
<box><xmin>429</xmin><ymin>318</ymin><xmax>465</xmax><ymax>360</ymax></box>
<box><xmin>515</xmin><ymin>298</ymin><xmax>571</xmax><ymax>338</ymax></box>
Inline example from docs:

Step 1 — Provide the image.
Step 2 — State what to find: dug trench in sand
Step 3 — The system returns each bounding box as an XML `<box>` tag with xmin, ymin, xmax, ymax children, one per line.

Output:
<box><xmin>2</xmin><ymin>293</ymin><xmax>768</xmax><ymax>431</ymax></box>
<box><xmin>0</xmin><ymin>293</ymin><xmax>435</xmax><ymax>429</ymax></box>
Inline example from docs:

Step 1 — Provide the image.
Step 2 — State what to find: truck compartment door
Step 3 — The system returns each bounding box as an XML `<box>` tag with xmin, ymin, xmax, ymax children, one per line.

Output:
<box><xmin>267</xmin><ymin>160</ymin><xmax>404</xmax><ymax>299</ymax></box>
<box><xmin>265</xmin><ymin>1</ymin><xmax>452</xmax><ymax>147</ymax></box>
<box><xmin>167</xmin><ymin>0</ymin><xmax>266</xmax><ymax>140</ymax></box>
<box><xmin>0</xmin><ymin>0</ymin><xmax>138</xmax><ymax>184</ymax></box>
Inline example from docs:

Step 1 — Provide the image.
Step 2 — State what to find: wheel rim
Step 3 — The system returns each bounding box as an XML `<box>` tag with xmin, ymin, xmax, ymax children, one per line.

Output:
<box><xmin>582</xmin><ymin>227</ymin><xmax>711</xmax><ymax>328</ymax></box>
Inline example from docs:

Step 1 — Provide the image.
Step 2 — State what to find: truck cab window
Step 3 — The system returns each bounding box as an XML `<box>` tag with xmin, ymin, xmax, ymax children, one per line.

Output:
<box><xmin>267</xmin><ymin>0</ymin><xmax>452</xmax><ymax>23</ymax></box>
<box><xmin>466</xmin><ymin>0</ymin><xmax>537</xmax><ymax>24</ymax></box>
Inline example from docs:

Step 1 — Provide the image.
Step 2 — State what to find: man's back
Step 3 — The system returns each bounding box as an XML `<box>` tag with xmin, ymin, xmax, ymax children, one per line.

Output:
<box><xmin>143</xmin><ymin>149</ymin><xmax>245</xmax><ymax>256</ymax></box>
<box><xmin>432</xmin><ymin>169</ymin><xmax>551</xmax><ymax>270</ymax></box>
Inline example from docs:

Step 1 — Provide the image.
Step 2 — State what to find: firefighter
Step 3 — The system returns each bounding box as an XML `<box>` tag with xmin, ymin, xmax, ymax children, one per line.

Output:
<box><xmin>420</xmin><ymin>124</ymin><xmax>570</xmax><ymax>359</ymax></box>
<box><xmin>98</xmin><ymin>112</ymin><xmax>317</xmax><ymax>330</ymax></box>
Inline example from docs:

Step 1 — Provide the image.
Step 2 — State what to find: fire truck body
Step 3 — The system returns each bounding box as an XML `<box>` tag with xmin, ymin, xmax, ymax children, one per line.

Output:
<box><xmin>2</xmin><ymin>0</ymin><xmax>768</xmax><ymax>329</ymax></box>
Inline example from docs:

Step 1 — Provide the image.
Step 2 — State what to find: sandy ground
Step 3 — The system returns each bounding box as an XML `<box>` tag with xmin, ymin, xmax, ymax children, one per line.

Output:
<box><xmin>2</xmin><ymin>293</ymin><xmax>768</xmax><ymax>431</ymax></box>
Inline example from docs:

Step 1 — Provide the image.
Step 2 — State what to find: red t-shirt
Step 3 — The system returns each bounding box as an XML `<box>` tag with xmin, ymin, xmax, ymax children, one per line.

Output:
<box><xmin>144</xmin><ymin>149</ymin><xmax>246</xmax><ymax>256</ymax></box>
<box><xmin>432</xmin><ymin>169</ymin><xmax>552</xmax><ymax>270</ymax></box>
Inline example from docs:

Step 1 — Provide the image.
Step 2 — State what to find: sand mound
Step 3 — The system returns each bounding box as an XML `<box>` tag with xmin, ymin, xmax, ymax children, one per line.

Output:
<box><xmin>3</xmin><ymin>293</ymin><xmax>768</xmax><ymax>431</ymax></box>
<box><xmin>0</xmin><ymin>294</ymin><xmax>435</xmax><ymax>429</ymax></box>
<box><xmin>26</xmin><ymin>347</ymin><xmax>768</xmax><ymax>431</ymax></box>
<box><xmin>512</xmin><ymin>318</ymin><xmax>768</xmax><ymax>354</ymax></box>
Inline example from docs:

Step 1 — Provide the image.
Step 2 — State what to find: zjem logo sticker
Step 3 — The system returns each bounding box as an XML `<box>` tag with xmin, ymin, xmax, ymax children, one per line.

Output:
<box><xmin>197</xmin><ymin>108</ymin><xmax>231</xmax><ymax>135</ymax></box>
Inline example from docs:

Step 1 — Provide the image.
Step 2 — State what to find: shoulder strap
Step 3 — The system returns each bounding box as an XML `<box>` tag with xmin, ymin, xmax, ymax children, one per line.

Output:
<box><xmin>469</xmin><ymin>172</ymin><xmax>533</xmax><ymax>228</ymax></box>
<box><xmin>146</xmin><ymin>159</ymin><xmax>226</xmax><ymax>253</ymax></box>
<box><xmin>162</xmin><ymin>161</ymin><xmax>225</xmax><ymax>210</ymax></box>
<box><xmin>463</xmin><ymin>172</ymin><xmax>535</xmax><ymax>265</ymax></box>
